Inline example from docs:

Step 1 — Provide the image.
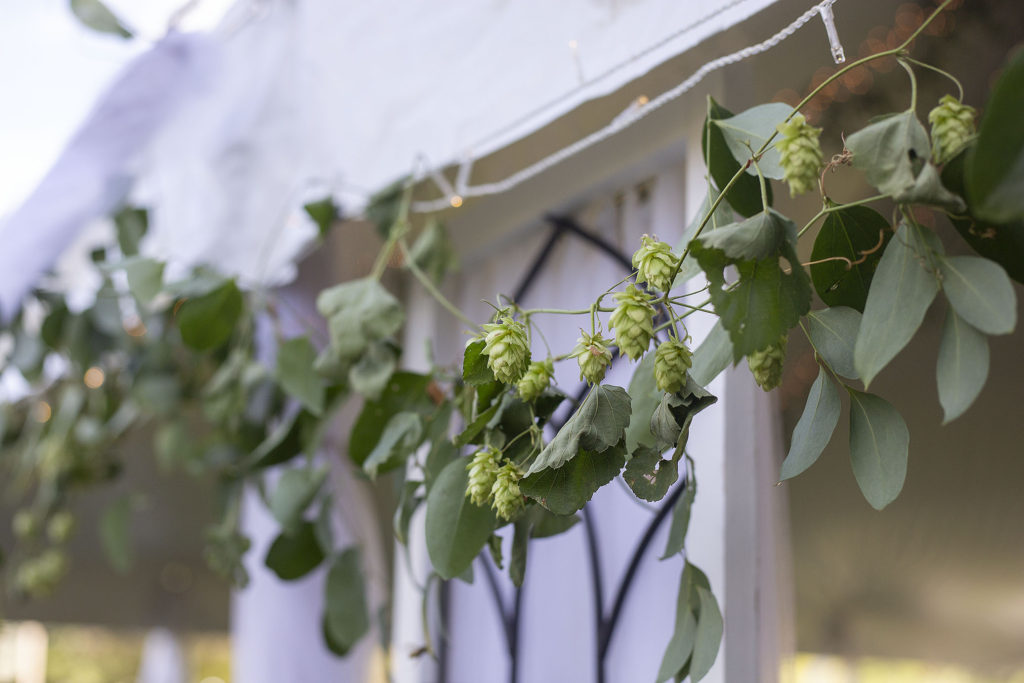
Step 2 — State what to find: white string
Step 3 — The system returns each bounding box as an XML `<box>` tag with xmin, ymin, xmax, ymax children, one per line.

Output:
<box><xmin>411</xmin><ymin>0</ymin><xmax>841</xmax><ymax>214</ymax></box>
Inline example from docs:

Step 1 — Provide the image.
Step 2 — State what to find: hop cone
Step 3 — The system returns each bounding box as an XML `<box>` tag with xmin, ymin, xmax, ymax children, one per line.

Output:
<box><xmin>572</xmin><ymin>330</ymin><xmax>613</xmax><ymax>384</ymax></box>
<box><xmin>655</xmin><ymin>340</ymin><xmax>693</xmax><ymax>394</ymax></box>
<box><xmin>609</xmin><ymin>285</ymin><xmax>656</xmax><ymax>360</ymax></box>
<box><xmin>928</xmin><ymin>95</ymin><xmax>976</xmax><ymax>164</ymax></box>
<box><xmin>632</xmin><ymin>235</ymin><xmax>680</xmax><ymax>293</ymax></box>
<box><xmin>481</xmin><ymin>316</ymin><xmax>531</xmax><ymax>384</ymax></box>
<box><xmin>747</xmin><ymin>337</ymin><xmax>787</xmax><ymax>391</ymax></box>
<box><xmin>466</xmin><ymin>447</ymin><xmax>500</xmax><ymax>506</ymax></box>
<box><xmin>517</xmin><ymin>359</ymin><xmax>554</xmax><ymax>402</ymax></box>
<box><xmin>775</xmin><ymin>113</ymin><xmax>823</xmax><ymax>197</ymax></box>
<box><xmin>491</xmin><ymin>462</ymin><xmax>524</xmax><ymax>521</ymax></box>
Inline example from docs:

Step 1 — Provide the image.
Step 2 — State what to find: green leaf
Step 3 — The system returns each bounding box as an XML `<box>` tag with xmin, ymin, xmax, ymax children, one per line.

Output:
<box><xmin>936</xmin><ymin>310</ymin><xmax>989</xmax><ymax>424</ymax></box>
<box><xmin>674</xmin><ymin>189</ymin><xmax>736</xmax><ymax>288</ymax></box>
<box><xmin>317</xmin><ymin>278</ymin><xmax>404</xmax><ymax>364</ymax></box>
<box><xmin>113</xmin><ymin>207</ymin><xmax>147</xmax><ymax>256</ymax></box>
<box><xmin>365</xmin><ymin>178</ymin><xmax>407</xmax><ymax>237</ymax></box>
<box><xmin>277</xmin><ymin>337</ymin><xmax>326</xmax><ymax>415</ymax></box>
<box><xmin>528</xmin><ymin>507</ymin><xmax>580</xmax><ymax>539</ymax></box>
<box><xmin>265</xmin><ymin>522</ymin><xmax>325</xmax><ymax>580</ymax></box>
<box><xmin>894</xmin><ymin>163</ymin><xmax>965</xmax><ymax>214</ymax></box>
<box><xmin>176</xmin><ymin>280</ymin><xmax>243</xmax><ymax>351</ymax></box>
<box><xmin>69</xmin><ymin>0</ymin><xmax>131</xmax><ymax>37</ymax></box>
<box><xmin>520</xmin><ymin>441</ymin><xmax>627</xmax><ymax>515</ymax></box>
<box><xmin>853</xmin><ymin>223</ymin><xmax>940</xmax><ymax>387</ymax></box>
<box><xmin>303</xmin><ymin>198</ymin><xmax>339</xmax><ymax>239</ymax></box>
<box><xmin>409</xmin><ymin>219</ymin><xmax>457</xmax><ymax>283</ymax></box>
<box><xmin>623</xmin><ymin>445</ymin><xmax>681</xmax><ymax>502</ymax></box>
<box><xmin>525</xmin><ymin>385</ymin><xmax>630</xmax><ymax>476</ymax></box>
<box><xmin>702</xmin><ymin>97</ymin><xmax>771</xmax><ymax>217</ymax></box>
<box><xmin>691</xmin><ymin>212</ymin><xmax>811</xmax><ymax>361</ymax></box>
<box><xmin>712</xmin><ymin>102</ymin><xmax>792</xmax><ymax>179</ymax></box>
<box><xmin>250</xmin><ymin>410</ymin><xmax>309</xmax><ymax>469</ymax></box>
<box><xmin>848</xmin><ymin>390</ymin><xmax>909</xmax><ymax>510</ymax></box>
<box><xmin>938</xmin><ymin>255</ymin><xmax>1017</xmax><ymax>335</ymax></box>
<box><xmin>453</xmin><ymin>399</ymin><xmax>503</xmax><ymax>447</ymax></box>
<box><xmin>661</xmin><ymin>475</ymin><xmax>696</xmax><ymax>559</ymax></box>
<box><xmin>805</xmin><ymin>307</ymin><xmax>861</xmax><ymax>379</ymax></box>
<box><xmin>122</xmin><ymin>257</ymin><xmax>164</xmax><ymax>304</ymax></box>
<box><xmin>690</xmin><ymin>585</ymin><xmax>724</xmax><ymax>682</ymax></box>
<box><xmin>322</xmin><ymin>548</ymin><xmax>370</xmax><ymax>655</ymax></box>
<box><xmin>624</xmin><ymin>352</ymin><xmax>661</xmax><ymax>452</ymax></box>
<box><xmin>689</xmin><ymin>321</ymin><xmax>733</xmax><ymax>387</ymax></box>
<box><xmin>394</xmin><ymin>480</ymin><xmax>422</xmax><ymax>546</ymax></box>
<box><xmin>650</xmin><ymin>381</ymin><xmax>718</xmax><ymax>453</ymax></box>
<box><xmin>348</xmin><ymin>340</ymin><xmax>398</xmax><ymax>401</ymax></box>
<box><xmin>657</xmin><ymin>588</ymin><xmax>697</xmax><ymax>682</ymax></box>
<box><xmin>425</xmin><ymin>458</ymin><xmax>498</xmax><ymax>580</ymax></box>
<box><xmin>697</xmin><ymin>210</ymin><xmax>789</xmax><ymax>261</ymax></box>
<box><xmin>510</xmin><ymin>517</ymin><xmax>531</xmax><ymax>587</ymax></box>
<box><xmin>349</xmin><ymin>372</ymin><xmax>436</xmax><ymax>466</ymax></box>
<box><xmin>847</xmin><ymin>110</ymin><xmax>931</xmax><ymax>197</ymax></box>
<box><xmin>100</xmin><ymin>494</ymin><xmax>139</xmax><ymax>574</ymax></box>
<box><xmin>269</xmin><ymin>467</ymin><xmax>327</xmax><ymax>533</ymax></box>
<box><xmin>779</xmin><ymin>367</ymin><xmax>841</xmax><ymax>481</ymax></box>
<box><xmin>810</xmin><ymin>206</ymin><xmax>891</xmax><ymax>312</ymax></box>
<box><xmin>462</xmin><ymin>339</ymin><xmax>495</xmax><ymax>386</ymax></box>
<box><xmin>967</xmin><ymin>49</ymin><xmax>1024</xmax><ymax>223</ymax></box>
<box><xmin>362</xmin><ymin>412</ymin><xmax>423</xmax><ymax>478</ymax></box>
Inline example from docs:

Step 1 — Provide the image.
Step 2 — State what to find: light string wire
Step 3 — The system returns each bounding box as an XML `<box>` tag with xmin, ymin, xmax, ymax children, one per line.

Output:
<box><xmin>410</xmin><ymin>0</ymin><xmax>843</xmax><ymax>214</ymax></box>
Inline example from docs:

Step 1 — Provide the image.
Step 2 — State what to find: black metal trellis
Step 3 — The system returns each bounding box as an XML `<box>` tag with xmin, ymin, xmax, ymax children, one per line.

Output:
<box><xmin>438</xmin><ymin>214</ymin><xmax>688</xmax><ymax>683</ymax></box>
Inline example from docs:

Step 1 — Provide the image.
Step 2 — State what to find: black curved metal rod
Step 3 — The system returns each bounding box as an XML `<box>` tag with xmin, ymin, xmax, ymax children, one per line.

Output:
<box><xmin>582</xmin><ymin>506</ymin><xmax>608</xmax><ymax>683</ymax></box>
<box><xmin>544</xmin><ymin>214</ymin><xmax>633</xmax><ymax>272</ymax></box>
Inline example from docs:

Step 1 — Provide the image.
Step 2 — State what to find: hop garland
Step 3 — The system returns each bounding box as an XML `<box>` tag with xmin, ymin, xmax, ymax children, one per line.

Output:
<box><xmin>655</xmin><ymin>339</ymin><xmax>692</xmax><ymax>394</ymax></box>
<box><xmin>466</xmin><ymin>447</ymin><xmax>500</xmax><ymax>506</ymax></box>
<box><xmin>609</xmin><ymin>285</ymin><xmax>656</xmax><ymax>360</ymax></box>
<box><xmin>632</xmin><ymin>236</ymin><xmax>680</xmax><ymax>293</ymax></box>
<box><xmin>517</xmin><ymin>359</ymin><xmax>554</xmax><ymax>402</ymax></box>
<box><xmin>775</xmin><ymin>113</ymin><xmax>823</xmax><ymax>197</ymax></box>
<box><xmin>747</xmin><ymin>337</ymin><xmax>787</xmax><ymax>391</ymax></box>
<box><xmin>571</xmin><ymin>330</ymin><xmax>614</xmax><ymax>384</ymax></box>
<box><xmin>481</xmin><ymin>316</ymin><xmax>531</xmax><ymax>384</ymax></box>
<box><xmin>928</xmin><ymin>94</ymin><xmax>976</xmax><ymax>164</ymax></box>
<box><xmin>490</xmin><ymin>462</ymin><xmax>525</xmax><ymax>521</ymax></box>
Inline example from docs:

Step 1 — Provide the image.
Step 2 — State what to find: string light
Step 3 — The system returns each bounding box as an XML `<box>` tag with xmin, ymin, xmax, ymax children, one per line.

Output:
<box><xmin>449</xmin><ymin>195</ymin><xmax>463</xmax><ymax>208</ymax></box>
<box><xmin>84</xmin><ymin>367</ymin><xmax>105</xmax><ymax>389</ymax></box>
<box><xmin>33</xmin><ymin>401</ymin><xmax>51</xmax><ymax>423</ymax></box>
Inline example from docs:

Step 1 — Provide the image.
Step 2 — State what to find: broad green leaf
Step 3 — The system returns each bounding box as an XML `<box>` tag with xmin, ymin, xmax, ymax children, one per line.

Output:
<box><xmin>393</xmin><ymin>480</ymin><xmax>422</xmax><ymax>546</ymax></box>
<box><xmin>349</xmin><ymin>372</ymin><xmax>436</xmax><ymax>466</ymax></box>
<box><xmin>322</xmin><ymin>548</ymin><xmax>370</xmax><ymax>655</ymax></box>
<box><xmin>936</xmin><ymin>310</ymin><xmax>989</xmax><ymax>424</ymax></box>
<box><xmin>657</xmin><ymin>590</ymin><xmax>697</xmax><ymax>682</ymax></box>
<box><xmin>425</xmin><ymin>458</ymin><xmax>498</xmax><ymax>579</ymax></box>
<box><xmin>691</xmin><ymin>213</ymin><xmax>811</xmax><ymax>362</ymax></box>
<box><xmin>114</xmin><ymin>207</ymin><xmax>147</xmax><ymax>256</ymax></box>
<box><xmin>176</xmin><ymin>280</ymin><xmax>243</xmax><ymax>351</ymax></box>
<box><xmin>122</xmin><ymin>257</ymin><xmax>164</xmax><ymax>304</ymax></box>
<box><xmin>510</xmin><ymin>517</ymin><xmax>531</xmax><ymax>588</ymax></box>
<box><xmin>697</xmin><ymin>210</ymin><xmax>790</xmax><ymax>261</ymax></box>
<box><xmin>70</xmin><ymin>0</ymin><xmax>131</xmax><ymax>37</ymax></box>
<box><xmin>712</xmin><ymin>102</ymin><xmax>791</xmax><ymax>179</ymax></box>
<box><xmin>265</xmin><ymin>522</ymin><xmax>325</xmax><ymax>580</ymax></box>
<box><xmin>810</xmin><ymin>206</ymin><xmax>891</xmax><ymax>312</ymax></box>
<box><xmin>362</xmin><ymin>412</ymin><xmax>423</xmax><ymax>478</ymax></box>
<box><xmin>853</xmin><ymin>223</ymin><xmax>940</xmax><ymax>387</ymax></box>
<box><xmin>967</xmin><ymin>49</ymin><xmax>1024</xmax><ymax>223</ymax></box>
<box><xmin>624</xmin><ymin>352</ymin><xmax>661</xmax><ymax>452</ymax></box>
<box><xmin>453</xmin><ymin>400</ymin><xmax>503</xmax><ymax>447</ymax></box>
<box><xmin>528</xmin><ymin>507</ymin><xmax>580</xmax><ymax>539</ymax></box>
<box><xmin>779</xmin><ymin>367</ymin><xmax>841</xmax><ymax>481</ymax></box>
<box><xmin>650</xmin><ymin>381</ymin><xmax>718</xmax><ymax>454</ymax></box>
<box><xmin>269</xmin><ymin>467</ymin><xmax>327</xmax><ymax>533</ymax></box>
<box><xmin>661</xmin><ymin>474</ymin><xmax>696</xmax><ymax>559</ymax></box>
<box><xmin>690</xmin><ymin>585</ymin><xmax>724</xmax><ymax>682</ymax></box>
<box><xmin>462</xmin><ymin>339</ymin><xmax>495</xmax><ymax>386</ymax></box>
<box><xmin>702</xmin><ymin>97</ymin><xmax>771</xmax><ymax>217</ymax></box>
<box><xmin>943</xmin><ymin>149</ymin><xmax>1024</xmax><ymax>284</ymax></box>
<box><xmin>805</xmin><ymin>307</ymin><xmax>861</xmax><ymax>379</ymax></box>
<box><xmin>623</xmin><ymin>445</ymin><xmax>681</xmax><ymax>502</ymax></box>
<box><xmin>250</xmin><ymin>410</ymin><xmax>315</xmax><ymax>469</ymax></box>
<box><xmin>277</xmin><ymin>337</ymin><xmax>325</xmax><ymax>415</ymax></box>
<box><xmin>314</xmin><ymin>497</ymin><xmax>335</xmax><ymax>553</ymax></box>
<box><xmin>848</xmin><ymin>390</ymin><xmax>909</xmax><ymax>510</ymax></box>
<box><xmin>938</xmin><ymin>255</ymin><xmax>1016</xmax><ymax>335</ymax></box>
<box><xmin>520</xmin><ymin>441</ymin><xmax>627</xmax><ymax>515</ymax></box>
<box><xmin>847</xmin><ymin>110</ymin><xmax>930</xmax><ymax>197</ymax></box>
<box><xmin>525</xmin><ymin>385</ymin><xmax>630</xmax><ymax>476</ymax></box>
<box><xmin>317</xmin><ymin>278</ymin><xmax>404</xmax><ymax>364</ymax></box>
<box><xmin>894</xmin><ymin>162</ymin><xmax>965</xmax><ymax>213</ymax></box>
<box><xmin>409</xmin><ymin>219</ymin><xmax>457</xmax><ymax>283</ymax></box>
<box><xmin>100</xmin><ymin>494</ymin><xmax>139</xmax><ymax>574</ymax></box>
<box><xmin>674</xmin><ymin>189</ymin><xmax>736</xmax><ymax>287</ymax></box>
<box><xmin>365</xmin><ymin>178</ymin><xmax>407</xmax><ymax>237</ymax></box>
<box><xmin>689</xmin><ymin>321</ymin><xmax>733</xmax><ymax>387</ymax></box>
<box><xmin>348</xmin><ymin>340</ymin><xmax>397</xmax><ymax>401</ymax></box>
<box><xmin>303</xmin><ymin>198</ymin><xmax>338</xmax><ymax>239</ymax></box>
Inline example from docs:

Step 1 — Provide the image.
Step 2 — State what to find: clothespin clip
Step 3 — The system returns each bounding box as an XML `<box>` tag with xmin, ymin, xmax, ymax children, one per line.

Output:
<box><xmin>818</xmin><ymin>1</ymin><xmax>845</xmax><ymax>64</ymax></box>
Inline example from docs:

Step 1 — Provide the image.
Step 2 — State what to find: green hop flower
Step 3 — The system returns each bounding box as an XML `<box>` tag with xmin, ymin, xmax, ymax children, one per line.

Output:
<box><xmin>928</xmin><ymin>94</ymin><xmax>976</xmax><ymax>164</ymax></box>
<box><xmin>775</xmin><ymin>113</ymin><xmax>823</xmax><ymax>197</ymax></box>
<box><xmin>490</xmin><ymin>462</ymin><xmax>524</xmax><ymax>521</ymax></box>
<box><xmin>46</xmin><ymin>511</ymin><xmax>75</xmax><ymax>544</ymax></box>
<box><xmin>655</xmin><ymin>340</ymin><xmax>693</xmax><ymax>394</ymax></box>
<box><xmin>571</xmin><ymin>330</ymin><xmax>613</xmax><ymax>384</ymax></box>
<box><xmin>747</xmin><ymin>337</ymin><xmax>787</xmax><ymax>391</ymax></box>
<box><xmin>481</xmin><ymin>316</ymin><xmax>531</xmax><ymax>384</ymax></box>
<box><xmin>609</xmin><ymin>285</ymin><xmax>656</xmax><ymax>360</ymax></box>
<box><xmin>517</xmin><ymin>359</ymin><xmax>555</xmax><ymax>402</ymax></box>
<box><xmin>632</xmin><ymin>235</ymin><xmax>680</xmax><ymax>293</ymax></box>
<box><xmin>15</xmin><ymin>549</ymin><xmax>68</xmax><ymax>598</ymax></box>
<box><xmin>466</xmin><ymin>447</ymin><xmax>500</xmax><ymax>506</ymax></box>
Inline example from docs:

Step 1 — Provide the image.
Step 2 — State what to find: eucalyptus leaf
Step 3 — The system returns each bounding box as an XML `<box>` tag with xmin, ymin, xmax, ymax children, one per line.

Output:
<box><xmin>702</xmin><ymin>97</ymin><xmax>771</xmax><ymax>217</ymax></box>
<box><xmin>689</xmin><ymin>321</ymin><xmax>733</xmax><ymax>387</ymax></box>
<box><xmin>69</xmin><ymin>0</ymin><xmax>131</xmax><ymax>37</ymax></box>
<box><xmin>176</xmin><ymin>280</ymin><xmax>243</xmax><ymax>351</ymax></box>
<box><xmin>936</xmin><ymin>310</ymin><xmax>989</xmax><ymax>424</ymax></box>
<box><xmin>713</xmin><ymin>102</ymin><xmax>791</xmax><ymax>178</ymax></box>
<box><xmin>810</xmin><ymin>206</ymin><xmax>891</xmax><ymax>312</ymax></box>
<box><xmin>853</xmin><ymin>223</ymin><xmax>940</xmax><ymax>387</ymax></box>
<box><xmin>657</xmin><ymin>577</ymin><xmax>698</xmax><ymax>682</ymax></box>
<box><xmin>425</xmin><ymin>458</ymin><xmax>498</xmax><ymax>580</ymax></box>
<box><xmin>520</xmin><ymin>441</ymin><xmax>626</xmax><ymax>515</ymax></box>
<box><xmin>805</xmin><ymin>307</ymin><xmax>861</xmax><ymax>379</ymax></box>
<box><xmin>624</xmin><ymin>352</ymin><xmax>661</xmax><ymax>452</ymax></box>
<box><xmin>938</xmin><ymin>255</ymin><xmax>1016</xmax><ymax>335</ymax></box>
<box><xmin>525</xmin><ymin>385</ymin><xmax>630</xmax><ymax>475</ymax></box>
<box><xmin>322</xmin><ymin>548</ymin><xmax>370</xmax><ymax>655</ymax></box>
<box><xmin>661</xmin><ymin>474</ymin><xmax>696</xmax><ymax>559</ymax></box>
<box><xmin>277</xmin><ymin>336</ymin><xmax>326</xmax><ymax>415</ymax></box>
<box><xmin>779</xmin><ymin>367</ymin><xmax>841</xmax><ymax>481</ymax></box>
<box><xmin>848</xmin><ymin>390</ymin><xmax>909</xmax><ymax>510</ymax></box>
<box><xmin>847</xmin><ymin>110</ymin><xmax>930</xmax><ymax>197</ymax></box>
<box><xmin>690</xmin><ymin>585</ymin><xmax>724</xmax><ymax>682</ymax></box>
<box><xmin>894</xmin><ymin>162</ymin><xmax>965</xmax><ymax>213</ymax></box>
<box><xmin>265</xmin><ymin>522</ymin><xmax>325</xmax><ymax>580</ymax></box>
<box><xmin>269</xmin><ymin>467</ymin><xmax>327</xmax><ymax>533</ymax></box>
